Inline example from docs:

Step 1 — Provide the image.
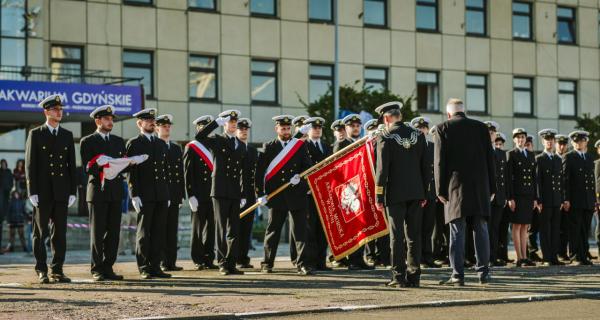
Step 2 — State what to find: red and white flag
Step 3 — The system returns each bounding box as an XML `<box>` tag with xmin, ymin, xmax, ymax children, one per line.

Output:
<box><xmin>306</xmin><ymin>139</ymin><xmax>388</xmax><ymax>260</ymax></box>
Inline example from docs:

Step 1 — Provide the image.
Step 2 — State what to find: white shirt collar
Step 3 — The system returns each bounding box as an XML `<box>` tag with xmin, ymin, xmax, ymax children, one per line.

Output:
<box><xmin>96</xmin><ymin>130</ymin><xmax>110</xmax><ymax>140</ymax></box>
<box><xmin>142</xmin><ymin>132</ymin><xmax>154</xmax><ymax>141</ymax></box>
<box><xmin>45</xmin><ymin>122</ymin><xmax>59</xmax><ymax>132</ymax></box>
<box><xmin>310</xmin><ymin>138</ymin><xmax>321</xmax><ymax>144</ymax></box>
<box><xmin>278</xmin><ymin>138</ymin><xmax>290</xmax><ymax>147</ymax></box>
<box><xmin>544</xmin><ymin>150</ymin><xmax>554</xmax><ymax>157</ymax></box>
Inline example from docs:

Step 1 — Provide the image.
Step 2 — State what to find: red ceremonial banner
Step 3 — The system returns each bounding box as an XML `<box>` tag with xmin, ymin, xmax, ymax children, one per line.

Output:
<box><xmin>306</xmin><ymin>140</ymin><xmax>389</xmax><ymax>260</ymax></box>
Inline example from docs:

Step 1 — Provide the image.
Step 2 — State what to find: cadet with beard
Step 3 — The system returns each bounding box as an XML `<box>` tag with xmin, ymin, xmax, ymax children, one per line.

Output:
<box><xmin>333</xmin><ymin>114</ymin><xmax>374</xmax><ymax>270</ymax></box>
<box><xmin>155</xmin><ymin>114</ymin><xmax>185</xmax><ymax>272</ymax></box>
<box><xmin>563</xmin><ymin>131</ymin><xmax>595</xmax><ymax>265</ymax></box>
<box><xmin>194</xmin><ymin>110</ymin><xmax>247</xmax><ymax>275</ymax></box>
<box><xmin>26</xmin><ymin>95</ymin><xmax>77</xmax><ymax>284</ymax></box>
<box><xmin>535</xmin><ymin>129</ymin><xmax>564</xmax><ymax>266</ymax></box>
<box><xmin>375</xmin><ymin>102</ymin><xmax>429</xmax><ymax>288</ymax></box>
<box><xmin>236</xmin><ymin>118</ymin><xmax>258</xmax><ymax>269</ymax></box>
<box><xmin>411</xmin><ymin>116</ymin><xmax>441</xmax><ymax>269</ymax></box>
<box><xmin>185</xmin><ymin>116</ymin><xmax>218</xmax><ymax>270</ymax></box>
<box><xmin>126</xmin><ymin>108</ymin><xmax>171</xmax><ymax>279</ymax></box>
<box><xmin>484</xmin><ymin>121</ymin><xmax>508</xmax><ymax>267</ymax></box>
<box><xmin>80</xmin><ymin>105</ymin><xmax>127</xmax><ymax>281</ymax></box>
<box><xmin>256</xmin><ymin>115</ymin><xmax>314</xmax><ymax>275</ymax></box>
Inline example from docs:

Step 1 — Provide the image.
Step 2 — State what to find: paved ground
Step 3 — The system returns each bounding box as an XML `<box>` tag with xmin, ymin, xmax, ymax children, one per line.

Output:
<box><xmin>0</xmin><ymin>245</ymin><xmax>599</xmax><ymax>319</ymax></box>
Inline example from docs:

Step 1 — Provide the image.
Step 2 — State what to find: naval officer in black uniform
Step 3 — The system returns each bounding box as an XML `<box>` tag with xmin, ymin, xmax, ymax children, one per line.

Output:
<box><xmin>236</xmin><ymin>118</ymin><xmax>258</xmax><ymax>269</ymax></box>
<box><xmin>562</xmin><ymin>130</ymin><xmax>595</xmax><ymax>265</ymax></box>
<box><xmin>126</xmin><ymin>108</ymin><xmax>171</xmax><ymax>279</ymax></box>
<box><xmin>535</xmin><ymin>129</ymin><xmax>564</xmax><ymax>266</ymax></box>
<box><xmin>184</xmin><ymin>115</ymin><xmax>217</xmax><ymax>270</ymax></box>
<box><xmin>255</xmin><ymin>115</ymin><xmax>314</xmax><ymax>275</ymax></box>
<box><xmin>375</xmin><ymin>102</ymin><xmax>429</xmax><ymax>288</ymax></box>
<box><xmin>80</xmin><ymin>105</ymin><xmax>126</xmax><ymax>281</ymax></box>
<box><xmin>25</xmin><ymin>94</ymin><xmax>77</xmax><ymax>283</ymax></box>
<box><xmin>194</xmin><ymin>110</ymin><xmax>247</xmax><ymax>275</ymax></box>
<box><xmin>155</xmin><ymin>114</ymin><xmax>185</xmax><ymax>272</ymax></box>
<box><xmin>555</xmin><ymin>134</ymin><xmax>571</xmax><ymax>262</ymax></box>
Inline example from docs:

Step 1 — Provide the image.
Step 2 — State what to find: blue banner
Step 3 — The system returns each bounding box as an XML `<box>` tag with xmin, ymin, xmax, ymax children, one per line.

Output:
<box><xmin>0</xmin><ymin>80</ymin><xmax>143</xmax><ymax>115</ymax></box>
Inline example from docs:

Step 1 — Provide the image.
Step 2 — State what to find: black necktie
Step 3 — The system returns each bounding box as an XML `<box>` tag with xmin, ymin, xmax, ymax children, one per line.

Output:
<box><xmin>52</xmin><ymin>129</ymin><xmax>57</xmax><ymax>136</ymax></box>
<box><xmin>581</xmin><ymin>152</ymin><xmax>586</xmax><ymax>160</ymax></box>
<box><xmin>104</xmin><ymin>135</ymin><xmax>109</xmax><ymax>143</ymax></box>
<box><xmin>284</xmin><ymin>142</ymin><xmax>288</xmax><ymax>147</ymax></box>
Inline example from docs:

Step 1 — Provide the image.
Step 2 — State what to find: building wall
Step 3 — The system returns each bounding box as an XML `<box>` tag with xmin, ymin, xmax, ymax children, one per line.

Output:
<box><xmin>23</xmin><ymin>0</ymin><xmax>600</xmax><ymax>148</ymax></box>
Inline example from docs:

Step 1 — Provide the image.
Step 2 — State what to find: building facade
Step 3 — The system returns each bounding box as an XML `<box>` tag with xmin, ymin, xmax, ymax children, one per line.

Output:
<box><xmin>1</xmin><ymin>0</ymin><xmax>600</xmax><ymax>166</ymax></box>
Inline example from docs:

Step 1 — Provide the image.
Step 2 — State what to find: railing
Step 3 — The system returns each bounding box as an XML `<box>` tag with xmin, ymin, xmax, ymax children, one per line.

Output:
<box><xmin>0</xmin><ymin>65</ymin><xmax>143</xmax><ymax>86</ymax></box>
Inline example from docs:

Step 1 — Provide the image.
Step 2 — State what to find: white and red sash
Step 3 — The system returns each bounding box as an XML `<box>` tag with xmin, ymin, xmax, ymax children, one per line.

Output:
<box><xmin>265</xmin><ymin>138</ymin><xmax>305</xmax><ymax>183</ymax></box>
<box><xmin>187</xmin><ymin>141</ymin><xmax>214</xmax><ymax>172</ymax></box>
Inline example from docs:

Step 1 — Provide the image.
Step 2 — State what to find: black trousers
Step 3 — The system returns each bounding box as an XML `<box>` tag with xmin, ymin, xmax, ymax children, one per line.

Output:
<box><xmin>387</xmin><ymin>201</ymin><xmax>421</xmax><ymax>281</ymax></box>
<box><xmin>488</xmin><ymin>205</ymin><xmax>504</xmax><ymax>262</ymax></box>
<box><xmin>365</xmin><ymin>235</ymin><xmax>390</xmax><ymax>265</ymax></box>
<box><xmin>539</xmin><ymin>206</ymin><xmax>561</xmax><ymax>263</ymax></box>
<box><xmin>421</xmin><ymin>199</ymin><xmax>436</xmax><ymax>263</ymax></box>
<box><xmin>190</xmin><ymin>201</ymin><xmax>215</xmax><ymax>266</ymax></box>
<box><xmin>263</xmin><ymin>207</ymin><xmax>308</xmax><ymax>268</ymax></box>
<box><xmin>568</xmin><ymin>208</ymin><xmax>593</xmax><ymax>262</ymax></box>
<box><xmin>498</xmin><ymin>207</ymin><xmax>511</xmax><ymax>261</ymax></box>
<box><xmin>306</xmin><ymin>196</ymin><xmax>328</xmax><ymax>268</ymax></box>
<box><xmin>432</xmin><ymin>200</ymin><xmax>448</xmax><ymax>261</ymax></box>
<box><xmin>559</xmin><ymin>209</ymin><xmax>571</xmax><ymax>258</ymax></box>
<box><xmin>136</xmin><ymin>201</ymin><xmax>168</xmax><ymax>273</ymax></box>
<box><xmin>237</xmin><ymin>203</ymin><xmax>255</xmax><ymax>265</ymax></box>
<box><xmin>212</xmin><ymin>197</ymin><xmax>240</xmax><ymax>270</ymax></box>
<box><xmin>33</xmin><ymin>201</ymin><xmax>68</xmax><ymax>274</ymax></box>
<box><xmin>290</xmin><ymin>223</ymin><xmax>297</xmax><ymax>265</ymax></box>
<box><xmin>88</xmin><ymin>201</ymin><xmax>121</xmax><ymax>274</ymax></box>
<box><xmin>595</xmin><ymin>213</ymin><xmax>600</xmax><ymax>255</ymax></box>
<box><xmin>583</xmin><ymin>209</ymin><xmax>593</xmax><ymax>257</ymax></box>
<box><xmin>162</xmin><ymin>201</ymin><xmax>180</xmax><ymax>268</ymax></box>
<box><xmin>527</xmin><ymin>209</ymin><xmax>540</xmax><ymax>256</ymax></box>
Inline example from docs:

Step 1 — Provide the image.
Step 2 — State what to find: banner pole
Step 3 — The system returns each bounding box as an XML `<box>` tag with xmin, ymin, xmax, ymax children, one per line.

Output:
<box><xmin>239</xmin><ymin>134</ymin><xmax>375</xmax><ymax>218</ymax></box>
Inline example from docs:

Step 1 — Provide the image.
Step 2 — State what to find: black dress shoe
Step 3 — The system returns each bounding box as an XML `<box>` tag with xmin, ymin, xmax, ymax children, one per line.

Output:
<box><xmin>140</xmin><ymin>271</ymin><xmax>153</xmax><ymax>279</ymax></box>
<box><xmin>194</xmin><ymin>264</ymin><xmax>205</xmax><ymax>271</ymax></box>
<box><xmin>422</xmin><ymin>260</ymin><xmax>442</xmax><ymax>268</ymax></box>
<box><xmin>49</xmin><ymin>273</ymin><xmax>71</xmax><ymax>283</ymax></box>
<box><xmin>228</xmin><ymin>268</ymin><xmax>244</xmax><ymax>275</ymax></box>
<box><xmin>204</xmin><ymin>262</ymin><xmax>219</xmax><ymax>270</ymax></box>
<box><xmin>92</xmin><ymin>273</ymin><xmax>105</xmax><ymax>282</ymax></box>
<box><xmin>523</xmin><ymin>259</ymin><xmax>536</xmax><ymax>266</ymax></box>
<box><xmin>104</xmin><ymin>272</ymin><xmax>124</xmax><ymax>281</ymax></box>
<box><xmin>161</xmin><ymin>265</ymin><xmax>183</xmax><ymax>272</ymax></box>
<box><xmin>479</xmin><ymin>274</ymin><xmax>491</xmax><ymax>284</ymax></box>
<box><xmin>529</xmin><ymin>252</ymin><xmax>542</xmax><ymax>262</ymax></box>
<box><xmin>439</xmin><ymin>277</ymin><xmax>464</xmax><ymax>287</ymax></box>
<box><xmin>237</xmin><ymin>263</ymin><xmax>254</xmax><ymax>269</ymax></box>
<box><xmin>386</xmin><ymin>278</ymin><xmax>408</xmax><ymax>288</ymax></box>
<box><xmin>153</xmin><ymin>270</ymin><xmax>172</xmax><ymax>278</ymax></box>
<box><xmin>297</xmin><ymin>266</ymin><xmax>314</xmax><ymax>276</ymax></box>
<box><xmin>260</xmin><ymin>265</ymin><xmax>272</xmax><ymax>273</ymax></box>
<box><xmin>491</xmin><ymin>259</ymin><xmax>507</xmax><ymax>267</ymax></box>
<box><xmin>219</xmin><ymin>267</ymin><xmax>230</xmax><ymax>275</ymax></box>
<box><xmin>582</xmin><ymin>259</ymin><xmax>593</xmax><ymax>266</ymax></box>
<box><xmin>37</xmin><ymin>272</ymin><xmax>49</xmax><ymax>284</ymax></box>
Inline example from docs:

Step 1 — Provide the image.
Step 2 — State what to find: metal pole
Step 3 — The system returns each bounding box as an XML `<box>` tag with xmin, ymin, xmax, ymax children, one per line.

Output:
<box><xmin>24</xmin><ymin>0</ymin><xmax>29</xmax><ymax>80</ymax></box>
<box><xmin>333</xmin><ymin>0</ymin><xmax>339</xmax><ymax>120</ymax></box>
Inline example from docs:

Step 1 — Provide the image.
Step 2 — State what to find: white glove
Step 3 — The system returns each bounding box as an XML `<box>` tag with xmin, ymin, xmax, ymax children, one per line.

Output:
<box><xmin>132</xmin><ymin>196</ymin><xmax>143</xmax><ymax>213</ymax></box>
<box><xmin>68</xmin><ymin>195</ymin><xmax>77</xmax><ymax>207</ymax></box>
<box><xmin>240</xmin><ymin>198</ymin><xmax>247</xmax><ymax>208</ymax></box>
<box><xmin>257</xmin><ymin>196</ymin><xmax>268</xmax><ymax>206</ymax></box>
<box><xmin>29</xmin><ymin>194</ymin><xmax>39</xmax><ymax>207</ymax></box>
<box><xmin>215</xmin><ymin>116</ymin><xmax>231</xmax><ymax>126</ymax></box>
<box><xmin>299</xmin><ymin>124</ymin><xmax>311</xmax><ymax>135</ymax></box>
<box><xmin>96</xmin><ymin>155</ymin><xmax>111</xmax><ymax>166</ymax></box>
<box><xmin>189</xmin><ymin>196</ymin><xmax>198</xmax><ymax>212</ymax></box>
<box><xmin>290</xmin><ymin>174</ymin><xmax>301</xmax><ymax>186</ymax></box>
<box><xmin>168</xmin><ymin>200</ymin><xmax>171</xmax><ymax>207</ymax></box>
<box><xmin>129</xmin><ymin>154</ymin><xmax>149</xmax><ymax>165</ymax></box>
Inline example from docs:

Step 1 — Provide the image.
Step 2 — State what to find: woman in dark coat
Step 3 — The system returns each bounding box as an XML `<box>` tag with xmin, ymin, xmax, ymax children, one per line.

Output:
<box><xmin>0</xmin><ymin>159</ymin><xmax>14</xmax><ymax>252</ymax></box>
<box><xmin>6</xmin><ymin>190</ymin><xmax>28</xmax><ymax>252</ymax></box>
<box><xmin>506</xmin><ymin>129</ymin><xmax>539</xmax><ymax>267</ymax></box>
<box><xmin>13</xmin><ymin>159</ymin><xmax>27</xmax><ymax>196</ymax></box>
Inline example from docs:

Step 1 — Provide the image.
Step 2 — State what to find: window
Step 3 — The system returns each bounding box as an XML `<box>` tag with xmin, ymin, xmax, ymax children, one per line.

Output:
<box><xmin>123</xmin><ymin>50</ymin><xmax>154</xmax><ymax>98</ymax></box>
<box><xmin>466</xmin><ymin>74</ymin><xmax>487</xmax><ymax>113</ymax></box>
<box><xmin>189</xmin><ymin>55</ymin><xmax>218</xmax><ymax>101</ymax></box>
<box><xmin>250</xmin><ymin>0</ymin><xmax>276</xmax><ymax>17</ymax></box>
<box><xmin>512</xmin><ymin>1</ymin><xmax>532</xmax><ymax>40</ymax></box>
<box><xmin>309</xmin><ymin>0</ymin><xmax>333</xmax><ymax>22</ymax></box>
<box><xmin>465</xmin><ymin>0</ymin><xmax>486</xmax><ymax>36</ymax></box>
<box><xmin>363</xmin><ymin>0</ymin><xmax>386</xmax><ymax>27</ymax></box>
<box><xmin>309</xmin><ymin>64</ymin><xmax>333</xmax><ymax>103</ymax></box>
<box><xmin>0</xmin><ymin>0</ymin><xmax>26</xmax><ymax>73</ymax></box>
<box><xmin>513</xmin><ymin>77</ymin><xmax>533</xmax><ymax>115</ymax></box>
<box><xmin>558</xmin><ymin>80</ymin><xmax>576</xmax><ymax>117</ymax></box>
<box><xmin>557</xmin><ymin>7</ymin><xmax>576</xmax><ymax>44</ymax></box>
<box><xmin>364</xmin><ymin>67</ymin><xmax>387</xmax><ymax>92</ymax></box>
<box><xmin>251</xmin><ymin>60</ymin><xmax>278</xmax><ymax>104</ymax></box>
<box><xmin>51</xmin><ymin>45</ymin><xmax>83</xmax><ymax>83</ymax></box>
<box><xmin>416</xmin><ymin>0</ymin><xmax>438</xmax><ymax>32</ymax></box>
<box><xmin>123</xmin><ymin>0</ymin><xmax>153</xmax><ymax>5</ymax></box>
<box><xmin>416</xmin><ymin>71</ymin><xmax>439</xmax><ymax>112</ymax></box>
<box><xmin>188</xmin><ymin>0</ymin><xmax>216</xmax><ymax>11</ymax></box>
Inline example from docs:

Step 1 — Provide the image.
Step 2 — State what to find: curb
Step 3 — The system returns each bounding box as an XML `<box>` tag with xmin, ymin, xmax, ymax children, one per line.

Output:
<box><xmin>125</xmin><ymin>290</ymin><xmax>600</xmax><ymax>320</ymax></box>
